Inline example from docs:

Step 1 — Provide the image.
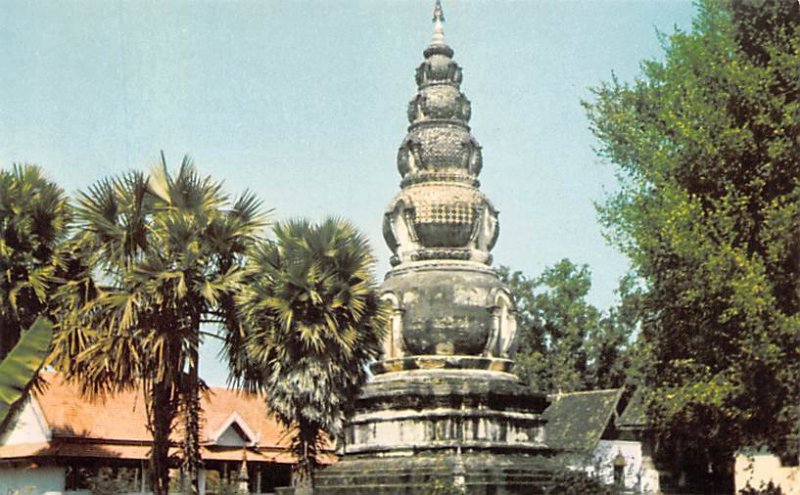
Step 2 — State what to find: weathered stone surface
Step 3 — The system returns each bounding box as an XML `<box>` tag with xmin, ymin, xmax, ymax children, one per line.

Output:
<box><xmin>381</xmin><ymin>265</ymin><xmax>512</xmax><ymax>357</ymax></box>
<box><xmin>360</xmin><ymin>370</ymin><xmax>545</xmax><ymax>410</ymax></box>
<box><xmin>386</xmin><ymin>0</ymin><xmax>491</xmax><ymax>270</ymax></box>
<box><xmin>343</xmin><ymin>371</ymin><xmax>550</xmax><ymax>457</ymax></box>
<box><xmin>371</xmin><ymin>355</ymin><xmax>515</xmax><ymax>375</ymax></box>
<box><xmin>313</xmin><ymin>452</ymin><xmax>562</xmax><ymax>495</ymax></box>
<box><xmin>314</xmin><ymin>5</ymin><xmax>563</xmax><ymax>493</ymax></box>
<box><xmin>382</xmin><ymin>187</ymin><xmax>497</xmax><ymax>266</ymax></box>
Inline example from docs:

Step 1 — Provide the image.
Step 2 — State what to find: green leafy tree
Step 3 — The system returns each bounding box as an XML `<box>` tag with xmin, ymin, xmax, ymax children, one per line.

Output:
<box><xmin>51</xmin><ymin>156</ymin><xmax>266</xmax><ymax>495</ymax></box>
<box><xmin>497</xmin><ymin>265</ymin><xmax>549</xmax><ymax>391</ymax></box>
<box><xmin>534</xmin><ymin>259</ymin><xmax>599</xmax><ymax>392</ymax></box>
<box><xmin>86</xmin><ymin>467</ymin><xmax>140</xmax><ymax>495</ymax></box>
<box><xmin>590</xmin><ymin>274</ymin><xmax>644</xmax><ymax>390</ymax></box>
<box><xmin>585</xmin><ymin>0</ymin><xmax>800</xmax><ymax>483</ymax></box>
<box><xmin>236</xmin><ymin>218</ymin><xmax>387</xmax><ymax>487</ymax></box>
<box><xmin>499</xmin><ymin>259</ymin><xmax>636</xmax><ymax>393</ymax></box>
<box><xmin>0</xmin><ymin>165</ymin><xmax>72</xmax><ymax>359</ymax></box>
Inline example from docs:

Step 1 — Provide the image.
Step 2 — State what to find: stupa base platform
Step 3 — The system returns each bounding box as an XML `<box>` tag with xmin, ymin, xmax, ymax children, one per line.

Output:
<box><xmin>308</xmin><ymin>452</ymin><xmax>561</xmax><ymax>495</ymax></box>
<box><xmin>284</xmin><ymin>369</ymin><xmax>559</xmax><ymax>494</ymax></box>
<box><xmin>343</xmin><ymin>369</ymin><xmax>550</xmax><ymax>455</ymax></box>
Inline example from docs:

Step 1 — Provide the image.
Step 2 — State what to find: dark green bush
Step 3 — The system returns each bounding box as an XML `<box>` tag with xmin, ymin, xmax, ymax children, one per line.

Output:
<box><xmin>87</xmin><ymin>467</ymin><xmax>138</xmax><ymax>495</ymax></box>
<box><xmin>739</xmin><ymin>481</ymin><xmax>783</xmax><ymax>495</ymax></box>
<box><xmin>544</xmin><ymin>468</ymin><xmax>620</xmax><ymax>495</ymax></box>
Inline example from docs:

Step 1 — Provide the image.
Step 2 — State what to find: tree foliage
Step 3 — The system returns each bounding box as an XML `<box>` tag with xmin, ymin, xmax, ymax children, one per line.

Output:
<box><xmin>236</xmin><ymin>218</ymin><xmax>387</xmax><ymax>486</ymax></box>
<box><xmin>544</xmin><ymin>467</ymin><xmax>621</xmax><ymax>495</ymax></box>
<box><xmin>50</xmin><ymin>156</ymin><xmax>266</xmax><ymax>494</ymax></box>
<box><xmin>0</xmin><ymin>164</ymin><xmax>73</xmax><ymax>359</ymax></box>
<box><xmin>585</xmin><ymin>0</ymin><xmax>799</xmax><ymax>468</ymax></box>
<box><xmin>498</xmin><ymin>259</ymin><xmax>639</xmax><ymax>393</ymax></box>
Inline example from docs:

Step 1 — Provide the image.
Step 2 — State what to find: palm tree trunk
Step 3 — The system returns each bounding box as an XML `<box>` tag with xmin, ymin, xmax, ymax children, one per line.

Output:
<box><xmin>183</xmin><ymin>339</ymin><xmax>201</xmax><ymax>495</ymax></box>
<box><xmin>150</xmin><ymin>379</ymin><xmax>173</xmax><ymax>495</ymax></box>
<box><xmin>293</xmin><ymin>422</ymin><xmax>316</xmax><ymax>489</ymax></box>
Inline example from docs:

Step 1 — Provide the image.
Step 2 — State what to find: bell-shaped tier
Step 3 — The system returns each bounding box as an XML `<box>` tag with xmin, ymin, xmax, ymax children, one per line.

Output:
<box><xmin>395</xmin><ymin>4</ymin><xmax>482</xmax><ymax>182</ymax></box>
<box><xmin>377</xmin><ymin>263</ymin><xmax>518</xmax><ymax>375</ymax></box>
<box><xmin>397</xmin><ymin>124</ymin><xmax>482</xmax><ymax>180</ymax></box>
<box><xmin>383</xmin><ymin>181</ymin><xmax>499</xmax><ymax>266</ymax></box>
<box><xmin>407</xmin><ymin>85</ymin><xmax>471</xmax><ymax>123</ymax></box>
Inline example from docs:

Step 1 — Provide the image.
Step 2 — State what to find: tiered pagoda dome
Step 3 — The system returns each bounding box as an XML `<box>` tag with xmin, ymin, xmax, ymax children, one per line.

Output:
<box><xmin>314</xmin><ymin>4</ymin><xmax>556</xmax><ymax>492</ymax></box>
<box><xmin>384</xmin><ymin>2</ymin><xmax>497</xmax><ymax>268</ymax></box>
<box><xmin>378</xmin><ymin>1</ymin><xmax>515</xmax><ymax>369</ymax></box>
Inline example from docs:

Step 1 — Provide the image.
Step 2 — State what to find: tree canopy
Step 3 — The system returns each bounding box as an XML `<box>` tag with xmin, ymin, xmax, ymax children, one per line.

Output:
<box><xmin>0</xmin><ymin>164</ymin><xmax>73</xmax><ymax>359</ymax></box>
<box><xmin>585</xmin><ymin>0</ymin><xmax>799</xmax><ymax>469</ymax></box>
<box><xmin>236</xmin><ymin>218</ymin><xmax>387</xmax><ymax>486</ymax></box>
<box><xmin>499</xmin><ymin>259</ymin><xmax>639</xmax><ymax>394</ymax></box>
<box><xmin>50</xmin><ymin>156</ymin><xmax>267</xmax><ymax>494</ymax></box>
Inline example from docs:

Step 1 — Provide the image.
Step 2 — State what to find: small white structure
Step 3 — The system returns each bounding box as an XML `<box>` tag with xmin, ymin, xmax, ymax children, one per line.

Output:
<box><xmin>593</xmin><ymin>439</ymin><xmax>660</xmax><ymax>494</ymax></box>
<box><xmin>0</xmin><ymin>394</ymin><xmax>67</xmax><ymax>494</ymax></box>
<box><xmin>543</xmin><ymin>388</ymin><xmax>660</xmax><ymax>494</ymax></box>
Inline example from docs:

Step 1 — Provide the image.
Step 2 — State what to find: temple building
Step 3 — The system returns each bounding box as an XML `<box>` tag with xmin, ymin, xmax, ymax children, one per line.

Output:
<box><xmin>0</xmin><ymin>373</ymin><xmax>298</xmax><ymax>495</ymax></box>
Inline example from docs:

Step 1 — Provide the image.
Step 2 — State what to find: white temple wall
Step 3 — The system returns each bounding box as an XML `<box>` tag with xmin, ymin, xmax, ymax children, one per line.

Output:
<box><xmin>0</xmin><ymin>466</ymin><xmax>66</xmax><ymax>495</ymax></box>
<box><xmin>592</xmin><ymin>439</ymin><xmax>659</xmax><ymax>494</ymax></box>
<box><xmin>0</xmin><ymin>398</ymin><xmax>50</xmax><ymax>446</ymax></box>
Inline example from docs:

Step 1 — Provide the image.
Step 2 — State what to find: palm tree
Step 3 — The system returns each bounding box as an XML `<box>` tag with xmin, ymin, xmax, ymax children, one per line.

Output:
<box><xmin>50</xmin><ymin>155</ymin><xmax>267</xmax><ymax>495</ymax></box>
<box><xmin>0</xmin><ymin>164</ymin><xmax>72</xmax><ymax>359</ymax></box>
<box><xmin>236</xmin><ymin>218</ymin><xmax>387</xmax><ymax>487</ymax></box>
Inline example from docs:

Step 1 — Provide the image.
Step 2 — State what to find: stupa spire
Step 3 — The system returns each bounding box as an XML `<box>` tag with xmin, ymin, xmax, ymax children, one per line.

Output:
<box><xmin>386</xmin><ymin>0</ymin><xmax>494</xmax><ymax>268</ymax></box>
<box><xmin>313</xmin><ymin>4</ymin><xmax>554</xmax><ymax>491</ymax></box>
<box><xmin>430</xmin><ymin>0</ymin><xmax>446</xmax><ymax>46</ymax></box>
<box><xmin>433</xmin><ymin>0</ymin><xmax>445</xmax><ymax>22</ymax></box>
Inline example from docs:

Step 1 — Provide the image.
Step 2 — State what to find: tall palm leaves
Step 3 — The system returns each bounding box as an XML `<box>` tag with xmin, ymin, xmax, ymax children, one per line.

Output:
<box><xmin>51</xmin><ymin>155</ymin><xmax>267</xmax><ymax>495</ymax></box>
<box><xmin>0</xmin><ymin>165</ymin><xmax>72</xmax><ymax>359</ymax></box>
<box><xmin>237</xmin><ymin>218</ymin><xmax>387</xmax><ymax>486</ymax></box>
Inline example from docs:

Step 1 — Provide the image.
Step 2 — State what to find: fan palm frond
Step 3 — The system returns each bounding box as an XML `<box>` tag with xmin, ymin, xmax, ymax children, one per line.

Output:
<box><xmin>53</xmin><ymin>155</ymin><xmax>268</xmax><ymax>495</ymax></box>
<box><xmin>236</xmin><ymin>217</ymin><xmax>387</xmax><ymax>485</ymax></box>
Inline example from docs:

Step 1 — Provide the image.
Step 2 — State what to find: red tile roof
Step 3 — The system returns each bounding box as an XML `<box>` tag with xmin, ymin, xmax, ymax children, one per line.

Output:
<box><xmin>34</xmin><ymin>372</ymin><xmax>291</xmax><ymax>450</ymax></box>
<box><xmin>0</xmin><ymin>372</ymin><xmax>318</xmax><ymax>465</ymax></box>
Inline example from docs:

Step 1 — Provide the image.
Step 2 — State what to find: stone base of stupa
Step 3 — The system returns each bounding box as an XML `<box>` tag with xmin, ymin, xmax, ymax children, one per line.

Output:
<box><xmin>307</xmin><ymin>369</ymin><xmax>558</xmax><ymax>494</ymax></box>
<box><xmin>310</xmin><ymin>451</ymin><xmax>560</xmax><ymax>494</ymax></box>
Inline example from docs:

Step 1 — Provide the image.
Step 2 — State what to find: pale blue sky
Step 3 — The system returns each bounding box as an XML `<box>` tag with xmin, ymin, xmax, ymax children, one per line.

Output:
<box><xmin>1</xmin><ymin>1</ymin><xmax>695</xmax><ymax>386</ymax></box>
